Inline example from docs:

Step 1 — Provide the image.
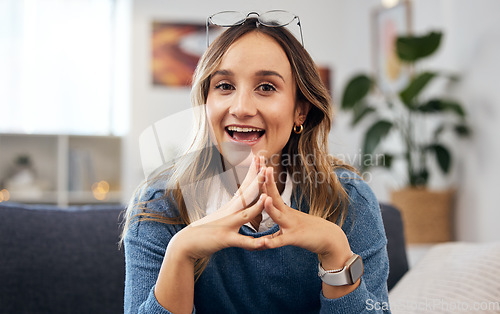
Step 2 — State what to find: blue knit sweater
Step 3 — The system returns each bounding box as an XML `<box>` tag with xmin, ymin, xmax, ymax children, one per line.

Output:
<box><xmin>124</xmin><ymin>169</ymin><xmax>390</xmax><ymax>313</ymax></box>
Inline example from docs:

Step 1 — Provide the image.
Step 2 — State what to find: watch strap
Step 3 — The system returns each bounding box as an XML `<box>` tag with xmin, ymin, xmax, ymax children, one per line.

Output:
<box><xmin>318</xmin><ymin>253</ymin><xmax>364</xmax><ymax>286</ymax></box>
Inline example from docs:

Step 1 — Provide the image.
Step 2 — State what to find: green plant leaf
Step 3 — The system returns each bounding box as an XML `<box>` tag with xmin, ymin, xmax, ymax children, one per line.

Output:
<box><xmin>400</xmin><ymin>72</ymin><xmax>436</xmax><ymax>107</ymax></box>
<box><xmin>415</xmin><ymin>169</ymin><xmax>429</xmax><ymax>187</ymax></box>
<box><xmin>442</xmin><ymin>101</ymin><xmax>465</xmax><ymax>117</ymax></box>
<box><xmin>433</xmin><ymin>124</ymin><xmax>445</xmax><ymax>140</ymax></box>
<box><xmin>447</xmin><ymin>73</ymin><xmax>461</xmax><ymax>82</ymax></box>
<box><xmin>429</xmin><ymin>144</ymin><xmax>451</xmax><ymax>173</ymax></box>
<box><xmin>362</xmin><ymin>120</ymin><xmax>393</xmax><ymax>170</ymax></box>
<box><xmin>409</xmin><ymin>168</ymin><xmax>429</xmax><ymax>187</ymax></box>
<box><xmin>418</xmin><ymin>99</ymin><xmax>466</xmax><ymax>117</ymax></box>
<box><xmin>396</xmin><ymin>31</ymin><xmax>443</xmax><ymax>62</ymax></box>
<box><xmin>352</xmin><ymin>103</ymin><xmax>376</xmax><ymax>126</ymax></box>
<box><xmin>417</xmin><ymin>99</ymin><xmax>441</xmax><ymax>112</ymax></box>
<box><xmin>377</xmin><ymin>153</ymin><xmax>393</xmax><ymax>168</ymax></box>
<box><xmin>341</xmin><ymin>74</ymin><xmax>372</xmax><ymax>110</ymax></box>
<box><xmin>455</xmin><ymin>124</ymin><xmax>471</xmax><ymax>137</ymax></box>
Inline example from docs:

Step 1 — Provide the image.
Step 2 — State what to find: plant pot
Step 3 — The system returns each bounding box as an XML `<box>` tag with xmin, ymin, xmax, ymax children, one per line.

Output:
<box><xmin>390</xmin><ymin>188</ymin><xmax>454</xmax><ymax>244</ymax></box>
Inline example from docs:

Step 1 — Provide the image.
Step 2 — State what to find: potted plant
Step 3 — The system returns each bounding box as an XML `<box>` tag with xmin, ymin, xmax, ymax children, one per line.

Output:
<box><xmin>340</xmin><ymin>31</ymin><xmax>470</xmax><ymax>243</ymax></box>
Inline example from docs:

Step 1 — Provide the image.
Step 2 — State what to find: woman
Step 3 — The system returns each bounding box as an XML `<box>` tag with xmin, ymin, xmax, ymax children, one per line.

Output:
<box><xmin>122</xmin><ymin>11</ymin><xmax>390</xmax><ymax>314</ymax></box>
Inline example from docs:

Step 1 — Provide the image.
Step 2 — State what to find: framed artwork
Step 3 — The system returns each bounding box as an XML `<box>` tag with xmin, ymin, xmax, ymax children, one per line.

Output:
<box><xmin>372</xmin><ymin>1</ymin><xmax>412</xmax><ymax>95</ymax></box>
<box><xmin>318</xmin><ymin>66</ymin><xmax>333</xmax><ymax>96</ymax></box>
<box><xmin>151</xmin><ymin>22</ymin><xmax>207</xmax><ymax>87</ymax></box>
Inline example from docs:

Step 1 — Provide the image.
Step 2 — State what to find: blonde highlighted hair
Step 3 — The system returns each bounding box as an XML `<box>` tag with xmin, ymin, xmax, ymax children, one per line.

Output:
<box><xmin>121</xmin><ymin>17</ymin><xmax>356</xmax><ymax>279</ymax></box>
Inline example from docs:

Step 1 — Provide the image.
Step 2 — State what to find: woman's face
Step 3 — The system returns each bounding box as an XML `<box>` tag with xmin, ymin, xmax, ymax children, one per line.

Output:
<box><xmin>206</xmin><ymin>31</ymin><xmax>306</xmax><ymax>167</ymax></box>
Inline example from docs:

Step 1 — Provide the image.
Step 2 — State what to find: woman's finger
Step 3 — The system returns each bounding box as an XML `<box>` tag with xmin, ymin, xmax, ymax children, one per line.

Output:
<box><xmin>231</xmin><ymin>194</ymin><xmax>266</xmax><ymax>225</ymax></box>
<box><xmin>237</xmin><ymin>155</ymin><xmax>258</xmax><ymax>191</ymax></box>
<box><xmin>259</xmin><ymin>155</ymin><xmax>266</xmax><ymax>172</ymax></box>
<box><xmin>261</xmin><ymin>174</ymin><xmax>268</xmax><ymax>195</ymax></box>
<box><xmin>257</xmin><ymin>159</ymin><xmax>266</xmax><ymax>191</ymax></box>
<box><xmin>263</xmin><ymin>229</ymin><xmax>289</xmax><ymax>249</ymax></box>
<box><xmin>262</xmin><ymin>229</ymin><xmax>282</xmax><ymax>240</ymax></box>
<box><xmin>263</xmin><ymin>195</ymin><xmax>287</xmax><ymax>226</ymax></box>
<box><xmin>255</xmin><ymin>155</ymin><xmax>262</xmax><ymax>173</ymax></box>
<box><xmin>264</xmin><ymin>168</ymin><xmax>285</xmax><ymax>209</ymax></box>
<box><xmin>231</xmin><ymin>167</ymin><xmax>265</xmax><ymax>211</ymax></box>
<box><xmin>228</xmin><ymin>233</ymin><xmax>265</xmax><ymax>251</ymax></box>
<box><xmin>232</xmin><ymin>155</ymin><xmax>266</xmax><ymax>209</ymax></box>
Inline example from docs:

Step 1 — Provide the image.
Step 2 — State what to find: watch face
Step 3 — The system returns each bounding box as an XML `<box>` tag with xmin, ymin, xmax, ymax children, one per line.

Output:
<box><xmin>349</xmin><ymin>257</ymin><xmax>364</xmax><ymax>283</ymax></box>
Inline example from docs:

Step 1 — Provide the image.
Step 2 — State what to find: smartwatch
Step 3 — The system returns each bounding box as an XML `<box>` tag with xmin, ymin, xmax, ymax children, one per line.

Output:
<box><xmin>318</xmin><ymin>253</ymin><xmax>364</xmax><ymax>286</ymax></box>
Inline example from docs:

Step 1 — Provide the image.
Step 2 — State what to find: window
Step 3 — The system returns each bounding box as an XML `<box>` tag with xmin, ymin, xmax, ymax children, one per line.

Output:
<box><xmin>0</xmin><ymin>0</ymin><xmax>129</xmax><ymax>135</ymax></box>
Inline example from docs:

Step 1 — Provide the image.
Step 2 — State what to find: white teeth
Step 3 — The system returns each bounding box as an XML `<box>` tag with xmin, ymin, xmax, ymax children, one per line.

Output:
<box><xmin>227</xmin><ymin>126</ymin><xmax>264</xmax><ymax>132</ymax></box>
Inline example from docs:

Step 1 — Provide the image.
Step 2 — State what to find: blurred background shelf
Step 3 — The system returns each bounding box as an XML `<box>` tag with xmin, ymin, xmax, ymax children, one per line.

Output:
<box><xmin>0</xmin><ymin>133</ymin><xmax>122</xmax><ymax>207</ymax></box>
<box><xmin>67</xmin><ymin>191</ymin><xmax>123</xmax><ymax>205</ymax></box>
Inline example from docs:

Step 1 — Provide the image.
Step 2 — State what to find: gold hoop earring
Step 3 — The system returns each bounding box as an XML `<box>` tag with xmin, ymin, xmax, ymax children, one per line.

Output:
<box><xmin>293</xmin><ymin>124</ymin><xmax>304</xmax><ymax>134</ymax></box>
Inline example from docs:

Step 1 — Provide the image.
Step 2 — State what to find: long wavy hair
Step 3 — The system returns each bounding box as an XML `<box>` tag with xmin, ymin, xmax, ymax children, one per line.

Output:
<box><xmin>121</xmin><ymin>18</ymin><xmax>356</xmax><ymax>279</ymax></box>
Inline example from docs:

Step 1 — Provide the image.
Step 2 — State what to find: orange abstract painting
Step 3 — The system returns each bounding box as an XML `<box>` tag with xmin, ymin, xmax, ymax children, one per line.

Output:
<box><xmin>151</xmin><ymin>22</ymin><xmax>206</xmax><ymax>87</ymax></box>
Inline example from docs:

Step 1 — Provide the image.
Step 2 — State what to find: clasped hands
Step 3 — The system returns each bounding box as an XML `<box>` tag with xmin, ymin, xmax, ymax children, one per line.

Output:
<box><xmin>170</xmin><ymin>155</ymin><xmax>352</xmax><ymax>269</ymax></box>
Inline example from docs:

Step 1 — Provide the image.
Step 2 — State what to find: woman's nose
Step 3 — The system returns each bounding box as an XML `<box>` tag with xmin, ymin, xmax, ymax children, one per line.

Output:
<box><xmin>228</xmin><ymin>91</ymin><xmax>257</xmax><ymax>118</ymax></box>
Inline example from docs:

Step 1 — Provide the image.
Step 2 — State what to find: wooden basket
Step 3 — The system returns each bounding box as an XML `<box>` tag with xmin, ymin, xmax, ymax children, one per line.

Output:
<box><xmin>390</xmin><ymin>188</ymin><xmax>454</xmax><ymax>244</ymax></box>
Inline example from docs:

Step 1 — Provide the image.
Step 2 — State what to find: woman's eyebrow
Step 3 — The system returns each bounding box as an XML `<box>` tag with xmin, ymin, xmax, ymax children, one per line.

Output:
<box><xmin>211</xmin><ymin>69</ymin><xmax>285</xmax><ymax>83</ymax></box>
<box><xmin>255</xmin><ymin>70</ymin><xmax>285</xmax><ymax>82</ymax></box>
<box><xmin>212</xmin><ymin>70</ymin><xmax>233</xmax><ymax>78</ymax></box>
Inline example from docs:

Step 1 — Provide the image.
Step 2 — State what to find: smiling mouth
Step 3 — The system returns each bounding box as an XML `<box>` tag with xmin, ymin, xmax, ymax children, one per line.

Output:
<box><xmin>225</xmin><ymin>126</ymin><xmax>265</xmax><ymax>142</ymax></box>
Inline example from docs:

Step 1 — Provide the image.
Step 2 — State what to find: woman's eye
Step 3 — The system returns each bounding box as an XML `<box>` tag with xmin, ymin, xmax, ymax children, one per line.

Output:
<box><xmin>258</xmin><ymin>83</ymin><xmax>276</xmax><ymax>93</ymax></box>
<box><xmin>215</xmin><ymin>83</ymin><xmax>234</xmax><ymax>91</ymax></box>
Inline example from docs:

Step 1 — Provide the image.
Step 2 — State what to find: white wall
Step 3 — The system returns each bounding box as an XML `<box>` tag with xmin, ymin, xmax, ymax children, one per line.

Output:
<box><xmin>124</xmin><ymin>0</ymin><xmax>500</xmax><ymax>242</ymax></box>
<box><xmin>439</xmin><ymin>1</ymin><xmax>500</xmax><ymax>242</ymax></box>
<box><xmin>124</xmin><ymin>0</ymin><xmax>379</xmax><ymax>199</ymax></box>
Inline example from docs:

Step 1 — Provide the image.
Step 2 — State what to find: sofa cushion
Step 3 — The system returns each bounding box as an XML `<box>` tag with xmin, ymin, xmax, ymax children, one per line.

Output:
<box><xmin>389</xmin><ymin>242</ymin><xmax>500</xmax><ymax>313</ymax></box>
<box><xmin>0</xmin><ymin>202</ymin><xmax>125</xmax><ymax>314</ymax></box>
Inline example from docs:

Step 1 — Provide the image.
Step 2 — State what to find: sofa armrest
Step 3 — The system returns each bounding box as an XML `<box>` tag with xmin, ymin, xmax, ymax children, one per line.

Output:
<box><xmin>380</xmin><ymin>203</ymin><xmax>409</xmax><ymax>291</ymax></box>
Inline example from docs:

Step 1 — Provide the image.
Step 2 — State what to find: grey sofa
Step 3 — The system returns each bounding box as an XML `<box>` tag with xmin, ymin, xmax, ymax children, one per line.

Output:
<box><xmin>0</xmin><ymin>202</ymin><xmax>407</xmax><ymax>313</ymax></box>
<box><xmin>0</xmin><ymin>202</ymin><xmax>125</xmax><ymax>314</ymax></box>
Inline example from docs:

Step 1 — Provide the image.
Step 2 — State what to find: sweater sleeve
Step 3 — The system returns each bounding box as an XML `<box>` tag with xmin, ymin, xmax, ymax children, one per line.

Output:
<box><xmin>319</xmin><ymin>171</ymin><xmax>391</xmax><ymax>313</ymax></box>
<box><xmin>123</xmin><ymin>185</ymin><xmax>190</xmax><ymax>314</ymax></box>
